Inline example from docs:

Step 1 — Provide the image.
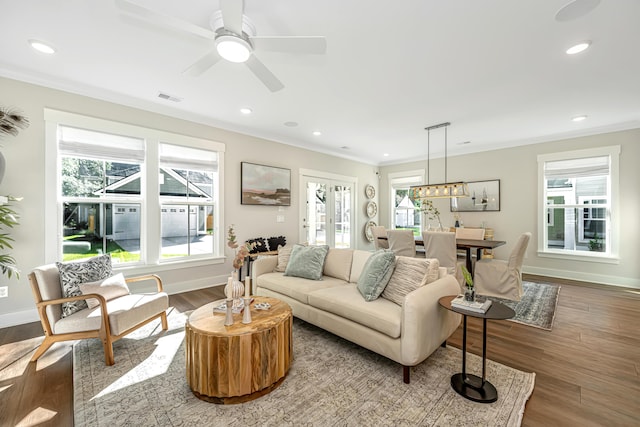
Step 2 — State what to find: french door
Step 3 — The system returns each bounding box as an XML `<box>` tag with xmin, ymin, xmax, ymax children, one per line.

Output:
<box><xmin>301</xmin><ymin>175</ymin><xmax>354</xmax><ymax>248</ymax></box>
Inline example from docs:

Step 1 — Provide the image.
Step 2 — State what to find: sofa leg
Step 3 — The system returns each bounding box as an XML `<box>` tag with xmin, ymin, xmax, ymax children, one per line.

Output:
<box><xmin>403</xmin><ymin>365</ymin><xmax>410</xmax><ymax>384</ymax></box>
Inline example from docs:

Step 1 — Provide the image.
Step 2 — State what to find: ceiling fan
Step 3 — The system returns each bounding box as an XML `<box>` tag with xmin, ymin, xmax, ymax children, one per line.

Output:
<box><xmin>115</xmin><ymin>0</ymin><xmax>327</xmax><ymax>92</ymax></box>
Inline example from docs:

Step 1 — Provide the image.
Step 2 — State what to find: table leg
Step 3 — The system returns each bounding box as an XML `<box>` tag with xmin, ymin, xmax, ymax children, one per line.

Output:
<box><xmin>465</xmin><ymin>248</ymin><xmax>472</xmax><ymax>274</ymax></box>
<box><xmin>450</xmin><ymin>315</ymin><xmax>499</xmax><ymax>403</ymax></box>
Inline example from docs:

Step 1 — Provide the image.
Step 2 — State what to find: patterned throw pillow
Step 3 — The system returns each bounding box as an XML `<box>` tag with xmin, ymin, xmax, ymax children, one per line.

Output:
<box><xmin>56</xmin><ymin>254</ymin><xmax>113</xmax><ymax>317</ymax></box>
<box><xmin>381</xmin><ymin>257</ymin><xmax>440</xmax><ymax>306</ymax></box>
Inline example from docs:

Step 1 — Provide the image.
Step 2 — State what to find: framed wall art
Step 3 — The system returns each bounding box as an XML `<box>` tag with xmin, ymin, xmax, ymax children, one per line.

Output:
<box><xmin>450</xmin><ymin>179</ymin><xmax>500</xmax><ymax>212</ymax></box>
<box><xmin>241</xmin><ymin>162</ymin><xmax>291</xmax><ymax>206</ymax></box>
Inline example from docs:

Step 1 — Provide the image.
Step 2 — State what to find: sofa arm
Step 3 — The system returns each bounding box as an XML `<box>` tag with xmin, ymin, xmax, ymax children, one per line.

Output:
<box><xmin>251</xmin><ymin>255</ymin><xmax>278</xmax><ymax>282</ymax></box>
<box><xmin>400</xmin><ymin>274</ymin><xmax>462</xmax><ymax>365</ymax></box>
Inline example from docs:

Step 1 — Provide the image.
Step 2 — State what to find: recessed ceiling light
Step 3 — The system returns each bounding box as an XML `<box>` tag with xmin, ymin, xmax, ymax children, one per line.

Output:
<box><xmin>572</xmin><ymin>115</ymin><xmax>588</xmax><ymax>122</ymax></box>
<box><xmin>566</xmin><ymin>41</ymin><xmax>591</xmax><ymax>55</ymax></box>
<box><xmin>284</xmin><ymin>121</ymin><xmax>298</xmax><ymax>127</ymax></box>
<box><xmin>240</xmin><ymin>107</ymin><xmax>252</xmax><ymax>115</ymax></box>
<box><xmin>28</xmin><ymin>39</ymin><xmax>56</xmax><ymax>54</ymax></box>
<box><xmin>313</xmin><ymin>131</ymin><xmax>322</xmax><ymax>136</ymax></box>
<box><xmin>383</xmin><ymin>153</ymin><xmax>389</xmax><ymax>157</ymax></box>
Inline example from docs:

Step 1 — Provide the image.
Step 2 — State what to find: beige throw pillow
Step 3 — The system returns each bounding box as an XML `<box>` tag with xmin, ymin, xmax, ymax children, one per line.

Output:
<box><xmin>381</xmin><ymin>257</ymin><xmax>440</xmax><ymax>306</ymax></box>
<box><xmin>79</xmin><ymin>273</ymin><xmax>130</xmax><ymax>309</ymax></box>
<box><xmin>275</xmin><ymin>245</ymin><xmax>293</xmax><ymax>272</ymax></box>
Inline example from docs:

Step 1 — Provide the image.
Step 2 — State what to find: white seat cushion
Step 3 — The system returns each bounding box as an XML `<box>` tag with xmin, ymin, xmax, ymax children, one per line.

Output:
<box><xmin>308</xmin><ymin>284</ymin><xmax>402</xmax><ymax>338</ymax></box>
<box><xmin>54</xmin><ymin>292</ymin><xmax>168</xmax><ymax>336</ymax></box>
<box><xmin>257</xmin><ymin>272</ymin><xmax>346</xmax><ymax>304</ymax></box>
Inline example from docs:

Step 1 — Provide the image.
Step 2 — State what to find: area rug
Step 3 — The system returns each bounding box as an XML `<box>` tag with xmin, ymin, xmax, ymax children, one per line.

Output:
<box><xmin>489</xmin><ymin>281</ymin><xmax>560</xmax><ymax>331</ymax></box>
<box><xmin>74</xmin><ymin>308</ymin><xmax>535</xmax><ymax>427</ymax></box>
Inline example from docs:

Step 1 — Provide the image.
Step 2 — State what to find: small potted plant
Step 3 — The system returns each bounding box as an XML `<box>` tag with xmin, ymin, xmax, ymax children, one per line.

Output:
<box><xmin>421</xmin><ymin>199</ymin><xmax>444</xmax><ymax>231</ymax></box>
<box><xmin>461</xmin><ymin>265</ymin><xmax>475</xmax><ymax>302</ymax></box>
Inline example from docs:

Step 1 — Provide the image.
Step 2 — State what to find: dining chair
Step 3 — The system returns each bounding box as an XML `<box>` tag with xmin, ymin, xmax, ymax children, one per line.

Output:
<box><xmin>455</xmin><ymin>227</ymin><xmax>486</xmax><ymax>240</ymax></box>
<box><xmin>422</xmin><ymin>231</ymin><xmax>464</xmax><ymax>286</ymax></box>
<box><xmin>473</xmin><ymin>232</ymin><xmax>531</xmax><ymax>301</ymax></box>
<box><xmin>386</xmin><ymin>229</ymin><xmax>416</xmax><ymax>257</ymax></box>
<box><xmin>371</xmin><ymin>226</ymin><xmax>389</xmax><ymax>250</ymax></box>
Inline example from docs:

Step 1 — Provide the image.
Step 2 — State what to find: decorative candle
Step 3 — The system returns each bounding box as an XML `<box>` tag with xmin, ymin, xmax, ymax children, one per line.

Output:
<box><xmin>245</xmin><ymin>277</ymin><xmax>251</xmax><ymax>298</ymax></box>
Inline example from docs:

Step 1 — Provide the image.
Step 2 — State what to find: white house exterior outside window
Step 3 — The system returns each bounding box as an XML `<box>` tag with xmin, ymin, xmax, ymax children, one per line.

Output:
<box><xmin>388</xmin><ymin>171</ymin><xmax>423</xmax><ymax>234</ymax></box>
<box><xmin>44</xmin><ymin>109</ymin><xmax>225</xmax><ymax>269</ymax></box>
<box><xmin>537</xmin><ymin>146</ymin><xmax>620</xmax><ymax>262</ymax></box>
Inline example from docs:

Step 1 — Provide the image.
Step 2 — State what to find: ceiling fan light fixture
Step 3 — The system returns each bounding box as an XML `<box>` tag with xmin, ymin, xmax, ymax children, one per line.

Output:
<box><xmin>215</xmin><ymin>35</ymin><xmax>251</xmax><ymax>63</ymax></box>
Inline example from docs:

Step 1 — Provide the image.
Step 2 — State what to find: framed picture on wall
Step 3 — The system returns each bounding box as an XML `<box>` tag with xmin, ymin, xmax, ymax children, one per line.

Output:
<box><xmin>450</xmin><ymin>179</ymin><xmax>500</xmax><ymax>212</ymax></box>
<box><xmin>241</xmin><ymin>162</ymin><xmax>291</xmax><ymax>206</ymax></box>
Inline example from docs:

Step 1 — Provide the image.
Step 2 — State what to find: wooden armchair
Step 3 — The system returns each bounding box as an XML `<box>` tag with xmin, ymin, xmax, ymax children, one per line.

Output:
<box><xmin>28</xmin><ymin>264</ymin><xmax>169</xmax><ymax>365</ymax></box>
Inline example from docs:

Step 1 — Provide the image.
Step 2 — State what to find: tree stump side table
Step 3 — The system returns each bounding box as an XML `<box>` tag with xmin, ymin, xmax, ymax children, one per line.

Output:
<box><xmin>185</xmin><ymin>296</ymin><xmax>292</xmax><ymax>404</ymax></box>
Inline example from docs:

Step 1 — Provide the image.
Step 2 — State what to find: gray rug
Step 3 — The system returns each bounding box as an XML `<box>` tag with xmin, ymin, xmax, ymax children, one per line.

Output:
<box><xmin>489</xmin><ymin>281</ymin><xmax>560</xmax><ymax>331</ymax></box>
<box><xmin>74</xmin><ymin>308</ymin><xmax>535</xmax><ymax>426</ymax></box>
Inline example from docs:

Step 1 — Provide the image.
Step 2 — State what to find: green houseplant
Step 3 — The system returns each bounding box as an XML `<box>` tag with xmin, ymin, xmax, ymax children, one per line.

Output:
<box><xmin>461</xmin><ymin>265</ymin><xmax>475</xmax><ymax>301</ymax></box>
<box><xmin>420</xmin><ymin>199</ymin><xmax>444</xmax><ymax>231</ymax></box>
<box><xmin>0</xmin><ymin>196</ymin><xmax>20</xmax><ymax>279</ymax></box>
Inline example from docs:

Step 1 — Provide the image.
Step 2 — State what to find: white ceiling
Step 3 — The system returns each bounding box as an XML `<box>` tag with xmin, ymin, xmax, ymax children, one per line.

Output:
<box><xmin>1</xmin><ymin>0</ymin><xmax>639</xmax><ymax>165</ymax></box>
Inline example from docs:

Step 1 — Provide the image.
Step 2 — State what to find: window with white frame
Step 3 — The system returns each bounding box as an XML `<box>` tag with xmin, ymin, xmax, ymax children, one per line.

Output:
<box><xmin>46</xmin><ymin>110</ymin><xmax>224</xmax><ymax>267</ymax></box>
<box><xmin>538</xmin><ymin>146</ymin><xmax>619</xmax><ymax>259</ymax></box>
<box><xmin>389</xmin><ymin>172</ymin><xmax>423</xmax><ymax>236</ymax></box>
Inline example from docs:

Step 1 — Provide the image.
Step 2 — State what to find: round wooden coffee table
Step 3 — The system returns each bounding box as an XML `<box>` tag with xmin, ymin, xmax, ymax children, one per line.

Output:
<box><xmin>185</xmin><ymin>296</ymin><xmax>292</xmax><ymax>404</ymax></box>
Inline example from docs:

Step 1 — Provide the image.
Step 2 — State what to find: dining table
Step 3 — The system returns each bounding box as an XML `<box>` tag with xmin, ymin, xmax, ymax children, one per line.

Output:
<box><xmin>379</xmin><ymin>236</ymin><xmax>506</xmax><ymax>275</ymax></box>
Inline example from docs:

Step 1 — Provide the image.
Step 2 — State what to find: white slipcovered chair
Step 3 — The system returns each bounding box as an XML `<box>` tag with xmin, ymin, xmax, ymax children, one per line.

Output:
<box><xmin>473</xmin><ymin>232</ymin><xmax>531</xmax><ymax>301</ymax></box>
<box><xmin>422</xmin><ymin>231</ymin><xmax>464</xmax><ymax>287</ymax></box>
<box><xmin>29</xmin><ymin>264</ymin><xmax>169</xmax><ymax>365</ymax></box>
<box><xmin>387</xmin><ymin>229</ymin><xmax>416</xmax><ymax>257</ymax></box>
<box><xmin>371</xmin><ymin>226</ymin><xmax>389</xmax><ymax>250</ymax></box>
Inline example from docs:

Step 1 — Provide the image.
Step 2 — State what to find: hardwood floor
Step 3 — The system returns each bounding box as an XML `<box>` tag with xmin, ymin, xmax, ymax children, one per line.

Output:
<box><xmin>1</xmin><ymin>276</ymin><xmax>639</xmax><ymax>426</ymax></box>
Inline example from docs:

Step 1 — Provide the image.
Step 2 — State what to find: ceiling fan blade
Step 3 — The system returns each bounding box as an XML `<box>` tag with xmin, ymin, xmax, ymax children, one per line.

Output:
<box><xmin>220</xmin><ymin>0</ymin><xmax>244</xmax><ymax>35</ymax></box>
<box><xmin>115</xmin><ymin>0</ymin><xmax>215</xmax><ymax>40</ymax></box>
<box><xmin>245</xmin><ymin>55</ymin><xmax>284</xmax><ymax>92</ymax></box>
<box><xmin>251</xmin><ymin>36</ymin><xmax>327</xmax><ymax>54</ymax></box>
<box><xmin>182</xmin><ymin>51</ymin><xmax>222</xmax><ymax>76</ymax></box>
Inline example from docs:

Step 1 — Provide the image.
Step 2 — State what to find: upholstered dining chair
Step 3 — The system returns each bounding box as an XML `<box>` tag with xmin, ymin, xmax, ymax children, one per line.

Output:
<box><xmin>422</xmin><ymin>231</ymin><xmax>464</xmax><ymax>287</ymax></box>
<box><xmin>387</xmin><ymin>229</ymin><xmax>416</xmax><ymax>257</ymax></box>
<box><xmin>473</xmin><ymin>232</ymin><xmax>531</xmax><ymax>301</ymax></box>
<box><xmin>371</xmin><ymin>226</ymin><xmax>389</xmax><ymax>250</ymax></box>
<box><xmin>29</xmin><ymin>264</ymin><xmax>169</xmax><ymax>365</ymax></box>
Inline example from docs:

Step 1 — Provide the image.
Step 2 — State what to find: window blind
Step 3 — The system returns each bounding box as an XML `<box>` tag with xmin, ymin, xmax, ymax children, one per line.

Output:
<box><xmin>58</xmin><ymin>125</ymin><xmax>145</xmax><ymax>162</ymax></box>
<box><xmin>544</xmin><ymin>155</ymin><xmax>609</xmax><ymax>179</ymax></box>
<box><xmin>159</xmin><ymin>143</ymin><xmax>218</xmax><ymax>171</ymax></box>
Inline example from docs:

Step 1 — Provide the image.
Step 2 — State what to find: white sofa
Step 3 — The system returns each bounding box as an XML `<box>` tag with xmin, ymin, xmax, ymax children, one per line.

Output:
<box><xmin>252</xmin><ymin>248</ymin><xmax>462</xmax><ymax>383</ymax></box>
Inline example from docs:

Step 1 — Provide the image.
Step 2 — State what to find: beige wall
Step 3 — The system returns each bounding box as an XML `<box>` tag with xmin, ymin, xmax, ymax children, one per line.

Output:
<box><xmin>379</xmin><ymin>130</ymin><xmax>640</xmax><ymax>288</ymax></box>
<box><xmin>0</xmin><ymin>76</ymin><xmax>379</xmax><ymax>327</ymax></box>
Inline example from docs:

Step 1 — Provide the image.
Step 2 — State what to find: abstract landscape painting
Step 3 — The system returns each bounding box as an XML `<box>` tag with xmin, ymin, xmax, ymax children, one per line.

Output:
<box><xmin>241</xmin><ymin>162</ymin><xmax>291</xmax><ymax>206</ymax></box>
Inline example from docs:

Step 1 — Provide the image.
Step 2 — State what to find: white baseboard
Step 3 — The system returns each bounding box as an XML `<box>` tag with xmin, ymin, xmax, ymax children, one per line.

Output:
<box><xmin>0</xmin><ymin>275</ymin><xmax>228</xmax><ymax>329</ymax></box>
<box><xmin>523</xmin><ymin>266</ymin><xmax>640</xmax><ymax>289</ymax></box>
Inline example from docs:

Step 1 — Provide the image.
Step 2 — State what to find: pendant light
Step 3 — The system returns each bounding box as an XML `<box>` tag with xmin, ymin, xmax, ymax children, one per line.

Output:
<box><xmin>409</xmin><ymin>122</ymin><xmax>469</xmax><ymax>199</ymax></box>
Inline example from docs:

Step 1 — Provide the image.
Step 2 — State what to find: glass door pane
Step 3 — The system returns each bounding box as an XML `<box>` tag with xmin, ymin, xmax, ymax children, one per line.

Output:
<box><xmin>334</xmin><ymin>184</ymin><xmax>351</xmax><ymax>248</ymax></box>
<box><xmin>304</xmin><ymin>180</ymin><xmax>327</xmax><ymax>246</ymax></box>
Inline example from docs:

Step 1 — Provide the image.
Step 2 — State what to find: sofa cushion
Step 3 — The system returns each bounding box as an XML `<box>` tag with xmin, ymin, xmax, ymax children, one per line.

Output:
<box><xmin>257</xmin><ymin>272</ymin><xmax>347</xmax><ymax>304</ymax></box>
<box><xmin>323</xmin><ymin>248</ymin><xmax>354</xmax><ymax>281</ymax></box>
<box><xmin>357</xmin><ymin>249</ymin><xmax>396</xmax><ymax>301</ymax></box>
<box><xmin>284</xmin><ymin>244</ymin><xmax>329</xmax><ymax>280</ymax></box>
<box><xmin>308</xmin><ymin>284</ymin><xmax>402</xmax><ymax>338</ymax></box>
<box><xmin>381</xmin><ymin>257</ymin><xmax>440</xmax><ymax>306</ymax></box>
<box><xmin>79</xmin><ymin>273</ymin><xmax>130</xmax><ymax>309</ymax></box>
<box><xmin>275</xmin><ymin>245</ymin><xmax>293</xmax><ymax>272</ymax></box>
<box><xmin>349</xmin><ymin>250</ymin><xmax>373</xmax><ymax>283</ymax></box>
<box><xmin>56</xmin><ymin>254</ymin><xmax>112</xmax><ymax>318</ymax></box>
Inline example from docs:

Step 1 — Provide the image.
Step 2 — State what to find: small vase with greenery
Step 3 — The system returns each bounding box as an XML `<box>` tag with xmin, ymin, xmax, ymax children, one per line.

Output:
<box><xmin>421</xmin><ymin>199</ymin><xmax>444</xmax><ymax>231</ymax></box>
<box><xmin>461</xmin><ymin>265</ymin><xmax>475</xmax><ymax>301</ymax></box>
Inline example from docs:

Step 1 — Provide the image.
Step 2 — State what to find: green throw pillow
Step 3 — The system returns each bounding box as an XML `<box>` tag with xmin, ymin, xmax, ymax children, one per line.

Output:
<box><xmin>357</xmin><ymin>249</ymin><xmax>396</xmax><ymax>301</ymax></box>
<box><xmin>284</xmin><ymin>244</ymin><xmax>330</xmax><ymax>280</ymax></box>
